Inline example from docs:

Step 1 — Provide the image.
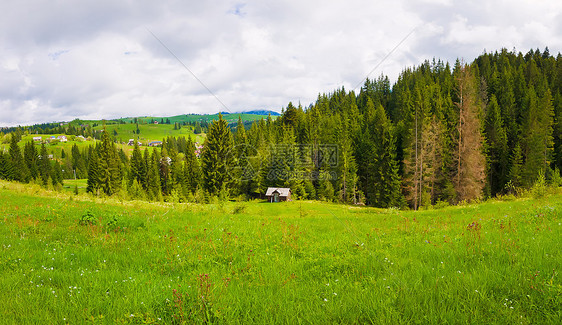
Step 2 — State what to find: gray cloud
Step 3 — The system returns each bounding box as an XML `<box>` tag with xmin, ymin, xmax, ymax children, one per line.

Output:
<box><xmin>1</xmin><ymin>0</ymin><xmax>562</xmax><ymax>126</ymax></box>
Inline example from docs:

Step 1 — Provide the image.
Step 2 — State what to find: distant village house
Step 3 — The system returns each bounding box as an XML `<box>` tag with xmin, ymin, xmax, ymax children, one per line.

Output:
<box><xmin>128</xmin><ymin>139</ymin><xmax>142</xmax><ymax>146</ymax></box>
<box><xmin>195</xmin><ymin>142</ymin><xmax>203</xmax><ymax>157</ymax></box>
<box><xmin>148</xmin><ymin>141</ymin><xmax>162</xmax><ymax>147</ymax></box>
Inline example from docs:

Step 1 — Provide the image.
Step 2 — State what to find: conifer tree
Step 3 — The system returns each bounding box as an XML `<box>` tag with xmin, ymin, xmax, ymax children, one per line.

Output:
<box><xmin>402</xmin><ymin>85</ymin><xmax>430</xmax><ymax>209</ymax></box>
<box><xmin>521</xmin><ymin>87</ymin><xmax>554</xmax><ymax>186</ymax></box>
<box><xmin>357</xmin><ymin>99</ymin><xmax>401</xmax><ymax>207</ymax></box>
<box><xmin>234</xmin><ymin>115</ymin><xmax>252</xmax><ymax>196</ymax></box>
<box><xmin>508</xmin><ymin>143</ymin><xmax>524</xmax><ymax>190</ymax></box>
<box><xmin>9</xmin><ymin>133</ymin><xmax>29</xmax><ymax>182</ymax></box>
<box><xmin>370</xmin><ymin>104</ymin><xmax>402</xmax><ymax>207</ymax></box>
<box><xmin>553</xmin><ymin>92</ymin><xmax>562</xmax><ymax>171</ymax></box>
<box><xmin>147</xmin><ymin>149</ymin><xmax>162</xmax><ymax>200</ymax></box>
<box><xmin>142</xmin><ymin>148</ymin><xmax>150</xmax><ymax>190</ymax></box>
<box><xmin>86</xmin><ymin>147</ymin><xmax>101</xmax><ymax>194</ymax></box>
<box><xmin>23</xmin><ymin>140</ymin><xmax>39</xmax><ymax>180</ymax></box>
<box><xmin>453</xmin><ymin>63</ymin><xmax>486</xmax><ymax>202</ymax></box>
<box><xmin>71</xmin><ymin>144</ymin><xmax>87</xmax><ymax>179</ymax></box>
<box><xmin>0</xmin><ymin>151</ymin><xmax>13</xmax><ymax>180</ymax></box>
<box><xmin>335</xmin><ymin>111</ymin><xmax>357</xmax><ymax>203</ymax></box>
<box><xmin>182</xmin><ymin>136</ymin><xmax>201</xmax><ymax>196</ymax></box>
<box><xmin>167</xmin><ymin>139</ymin><xmax>182</xmax><ymax>194</ymax></box>
<box><xmin>484</xmin><ymin>95</ymin><xmax>508</xmax><ymax>196</ymax></box>
<box><xmin>97</xmin><ymin>128</ymin><xmax>122</xmax><ymax>195</ymax></box>
<box><xmin>201</xmin><ymin>113</ymin><xmax>235</xmax><ymax>196</ymax></box>
<box><xmin>129</xmin><ymin>141</ymin><xmax>143</xmax><ymax>187</ymax></box>
<box><xmin>51</xmin><ymin>160</ymin><xmax>63</xmax><ymax>187</ymax></box>
<box><xmin>38</xmin><ymin>143</ymin><xmax>51</xmax><ymax>186</ymax></box>
<box><xmin>159</xmin><ymin>146</ymin><xmax>172</xmax><ymax>196</ymax></box>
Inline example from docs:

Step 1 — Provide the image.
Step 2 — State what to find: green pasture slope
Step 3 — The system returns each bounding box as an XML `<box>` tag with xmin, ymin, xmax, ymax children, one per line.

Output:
<box><xmin>92</xmin><ymin>123</ymin><xmax>206</xmax><ymax>145</ymax></box>
<box><xmin>1</xmin><ymin>125</ymin><xmax>203</xmax><ymax>160</ymax></box>
<box><xmin>86</xmin><ymin>113</ymin><xmax>269</xmax><ymax>143</ymax></box>
<box><xmin>0</xmin><ymin>181</ymin><xmax>560</xmax><ymax>324</ymax></box>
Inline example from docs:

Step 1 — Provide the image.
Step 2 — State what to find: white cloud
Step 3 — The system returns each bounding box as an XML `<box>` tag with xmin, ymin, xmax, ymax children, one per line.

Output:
<box><xmin>1</xmin><ymin>0</ymin><xmax>562</xmax><ymax>126</ymax></box>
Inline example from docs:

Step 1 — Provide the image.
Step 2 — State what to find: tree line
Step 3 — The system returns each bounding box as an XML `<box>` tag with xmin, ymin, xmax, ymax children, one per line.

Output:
<box><xmin>2</xmin><ymin>48</ymin><xmax>562</xmax><ymax>208</ymax></box>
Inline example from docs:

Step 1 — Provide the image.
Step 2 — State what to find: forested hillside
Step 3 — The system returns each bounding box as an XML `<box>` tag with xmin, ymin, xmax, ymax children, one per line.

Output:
<box><xmin>1</xmin><ymin>48</ymin><xmax>561</xmax><ymax>208</ymax></box>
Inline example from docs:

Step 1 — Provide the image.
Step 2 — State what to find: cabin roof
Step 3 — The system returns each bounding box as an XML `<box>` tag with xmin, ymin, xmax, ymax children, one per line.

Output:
<box><xmin>265</xmin><ymin>187</ymin><xmax>291</xmax><ymax>197</ymax></box>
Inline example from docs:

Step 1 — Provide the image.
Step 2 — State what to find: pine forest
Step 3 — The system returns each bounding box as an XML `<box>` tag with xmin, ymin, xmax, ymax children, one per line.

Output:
<box><xmin>2</xmin><ymin>48</ymin><xmax>562</xmax><ymax>209</ymax></box>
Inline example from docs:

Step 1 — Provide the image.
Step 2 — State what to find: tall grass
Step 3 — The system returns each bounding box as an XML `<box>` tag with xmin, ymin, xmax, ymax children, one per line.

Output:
<box><xmin>0</xmin><ymin>180</ymin><xmax>560</xmax><ymax>323</ymax></box>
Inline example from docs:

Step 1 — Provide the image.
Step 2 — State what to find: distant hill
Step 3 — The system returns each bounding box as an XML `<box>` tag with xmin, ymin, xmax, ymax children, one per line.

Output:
<box><xmin>235</xmin><ymin>110</ymin><xmax>281</xmax><ymax>116</ymax></box>
<box><xmin>1</xmin><ymin>111</ymin><xmax>279</xmax><ymax>132</ymax></box>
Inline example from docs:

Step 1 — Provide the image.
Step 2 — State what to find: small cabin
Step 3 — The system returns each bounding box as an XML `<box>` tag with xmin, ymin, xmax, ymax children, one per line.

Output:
<box><xmin>265</xmin><ymin>187</ymin><xmax>291</xmax><ymax>203</ymax></box>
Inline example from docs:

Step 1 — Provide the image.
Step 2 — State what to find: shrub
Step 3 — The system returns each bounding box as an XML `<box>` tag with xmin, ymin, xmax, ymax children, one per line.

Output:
<box><xmin>231</xmin><ymin>204</ymin><xmax>246</xmax><ymax>214</ymax></box>
<box><xmin>532</xmin><ymin>170</ymin><xmax>548</xmax><ymax>199</ymax></box>
<box><xmin>79</xmin><ymin>210</ymin><xmax>97</xmax><ymax>226</ymax></box>
<box><xmin>105</xmin><ymin>215</ymin><xmax>119</xmax><ymax>230</ymax></box>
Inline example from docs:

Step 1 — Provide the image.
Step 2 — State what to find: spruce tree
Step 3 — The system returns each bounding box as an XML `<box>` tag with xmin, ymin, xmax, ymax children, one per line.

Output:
<box><xmin>335</xmin><ymin>111</ymin><xmax>357</xmax><ymax>203</ymax></box>
<box><xmin>201</xmin><ymin>113</ymin><xmax>235</xmax><ymax>196</ymax></box>
<box><xmin>370</xmin><ymin>103</ymin><xmax>402</xmax><ymax>207</ymax></box>
<box><xmin>23</xmin><ymin>140</ymin><xmax>39</xmax><ymax>180</ymax></box>
<box><xmin>159</xmin><ymin>146</ymin><xmax>172</xmax><ymax>196</ymax></box>
<box><xmin>38</xmin><ymin>143</ymin><xmax>51</xmax><ymax>186</ymax></box>
<box><xmin>521</xmin><ymin>87</ymin><xmax>554</xmax><ymax>186</ymax></box>
<box><xmin>98</xmin><ymin>128</ymin><xmax>122</xmax><ymax>195</ymax></box>
<box><xmin>484</xmin><ymin>95</ymin><xmax>508</xmax><ymax>196</ymax></box>
<box><xmin>51</xmin><ymin>160</ymin><xmax>63</xmax><ymax>187</ymax></box>
<box><xmin>357</xmin><ymin>99</ymin><xmax>401</xmax><ymax>207</ymax></box>
<box><xmin>0</xmin><ymin>151</ymin><xmax>13</xmax><ymax>180</ymax></box>
<box><xmin>129</xmin><ymin>140</ymin><xmax>143</xmax><ymax>187</ymax></box>
<box><xmin>182</xmin><ymin>136</ymin><xmax>201</xmax><ymax>196</ymax></box>
<box><xmin>86</xmin><ymin>148</ymin><xmax>100</xmax><ymax>195</ymax></box>
<box><xmin>453</xmin><ymin>63</ymin><xmax>486</xmax><ymax>202</ymax></box>
<box><xmin>508</xmin><ymin>143</ymin><xmax>524</xmax><ymax>190</ymax></box>
<box><xmin>71</xmin><ymin>144</ymin><xmax>87</xmax><ymax>179</ymax></box>
<box><xmin>234</xmin><ymin>116</ymin><xmax>252</xmax><ymax>196</ymax></box>
<box><xmin>147</xmin><ymin>149</ymin><xmax>162</xmax><ymax>200</ymax></box>
<box><xmin>9</xmin><ymin>133</ymin><xmax>29</xmax><ymax>182</ymax></box>
<box><xmin>142</xmin><ymin>148</ymin><xmax>150</xmax><ymax>190</ymax></box>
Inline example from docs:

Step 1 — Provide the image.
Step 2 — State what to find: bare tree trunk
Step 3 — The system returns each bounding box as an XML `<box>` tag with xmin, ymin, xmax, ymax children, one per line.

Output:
<box><xmin>457</xmin><ymin>81</ymin><xmax>463</xmax><ymax>191</ymax></box>
<box><xmin>414</xmin><ymin>103</ymin><xmax>419</xmax><ymax>210</ymax></box>
<box><xmin>454</xmin><ymin>63</ymin><xmax>485</xmax><ymax>202</ymax></box>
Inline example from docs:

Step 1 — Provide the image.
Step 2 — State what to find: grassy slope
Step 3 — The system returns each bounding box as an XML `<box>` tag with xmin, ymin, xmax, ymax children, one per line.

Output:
<box><xmin>93</xmin><ymin>123</ymin><xmax>205</xmax><ymax>144</ymax></box>
<box><xmin>0</xmin><ymin>180</ymin><xmax>560</xmax><ymax>324</ymax></box>
<box><xmin>1</xmin><ymin>125</ymin><xmax>203</xmax><ymax>160</ymax></box>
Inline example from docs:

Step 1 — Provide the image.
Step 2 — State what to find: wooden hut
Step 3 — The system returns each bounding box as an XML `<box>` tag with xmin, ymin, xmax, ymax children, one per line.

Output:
<box><xmin>265</xmin><ymin>187</ymin><xmax>291</xmax><ymax>202</ymax></box>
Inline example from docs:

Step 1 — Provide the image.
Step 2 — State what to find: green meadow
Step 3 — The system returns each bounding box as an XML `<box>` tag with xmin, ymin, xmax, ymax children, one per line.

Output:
<box><xmin>0</xmin><ymin>180</ymin><xmax>560</xmax><ymax>324</ymax></box>
<box><xmin>93</xmin><ymin>123</ymin><xmax>205</xmax><ymax>145</ymax></box>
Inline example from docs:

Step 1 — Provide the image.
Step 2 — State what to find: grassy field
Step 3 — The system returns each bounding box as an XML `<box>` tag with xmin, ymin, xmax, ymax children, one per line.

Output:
<box><xmin>0</xmin><ymin>180</ymin><xmax>560</xmax><ymax>324</ymax></box>
<box><xmin>91</xmin><ymin>123</ymin><xmax>206</xmax><ymax>144</ymax></box>
<box><xmin>62</xmin><ymin>179</ymin><xmax>89</xmax><ymax>195</ymax></box>
<box><xmin>1</xmin><ymin>126</ymin><xmax>203</xmax><ymax>154</ymax></box>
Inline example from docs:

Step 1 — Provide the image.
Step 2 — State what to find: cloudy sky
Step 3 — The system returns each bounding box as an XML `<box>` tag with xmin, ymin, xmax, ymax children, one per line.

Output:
<box><xmin>1</xmin><ymin>0</ymin><xmax>561</xmax><ymax>127</ymax></box>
